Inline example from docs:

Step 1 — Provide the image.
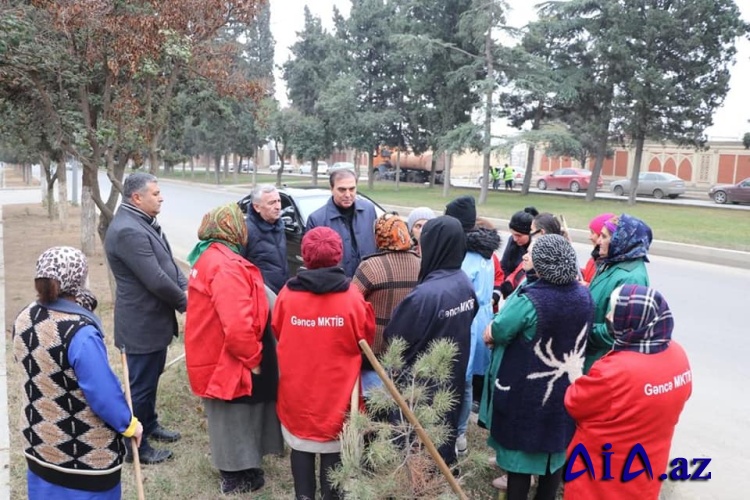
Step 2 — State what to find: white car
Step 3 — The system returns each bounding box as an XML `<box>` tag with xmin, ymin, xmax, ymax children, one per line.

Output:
<box><xmin>299</xmin><ymin>161</ymin><xmax>328</xmax><ymax>175</ymax></box>
<box><xmin>330</xmin><ymin>161</ymin><xmax>355</xmax><ymax>173</ymax></box>
<box><xmin>269</xmin><ymin>162</ymin><xmax>294</xmax><ymax>173</ymax></box>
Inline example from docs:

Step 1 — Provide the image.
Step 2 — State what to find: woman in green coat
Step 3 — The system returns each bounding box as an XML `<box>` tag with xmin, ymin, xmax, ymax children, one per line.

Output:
<box><xmin>585</xmin><ymin>213</ymin><xmax>652</xmax><ymax>373</ymax></box>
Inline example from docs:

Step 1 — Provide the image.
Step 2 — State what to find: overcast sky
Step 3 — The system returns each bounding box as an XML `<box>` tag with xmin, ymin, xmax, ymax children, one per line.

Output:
<box><xmin>268</xmin><ymin>0</ymin><xmax>750</xmax><ymax>140</ymax></box>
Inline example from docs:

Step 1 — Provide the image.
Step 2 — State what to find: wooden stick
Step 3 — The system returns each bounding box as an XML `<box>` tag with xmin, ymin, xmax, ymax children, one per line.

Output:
<box><xmin>350</xmin><ymin>376</ymin><xmax>360</xmax><ymax>416</ymax></box>
<box><xmin>357</xmin><ymin>340</ymin><xmax>468</xmax><ymax>500</ymax></box>
<box><xmin>163</xmin><ymin>352</ymin><xmax>185</xmax><ymax>372</ymax></box>
<box><xmin>121</xmin><ymin>350</ymin><xmax>146</xmax><ymax>500</ymax></box>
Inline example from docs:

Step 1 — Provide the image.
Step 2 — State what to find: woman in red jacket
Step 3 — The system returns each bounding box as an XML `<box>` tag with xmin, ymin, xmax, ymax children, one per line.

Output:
<box><xmin>185</xmin><ymin>203</ymin><xmax>283</xmax><ymax>495</ymax></box>
<box><xmin>564</xmin><ymin>284</ymin><xmax>692</xmax><ymax>500</ymax></box>
<box><xmin>273</xmin><ymin>227</ymin><xmax>375</xmax><ymax>500</ymax></box>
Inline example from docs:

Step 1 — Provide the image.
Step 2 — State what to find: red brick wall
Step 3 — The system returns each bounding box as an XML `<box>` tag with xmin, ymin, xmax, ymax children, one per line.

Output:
<box><xmin>736</xmin><ymin>154</ymin><xmax>750</xmax><ymax>183</ymax></box>
<box><xmin>678</xmin><ymin>159</ymin><xmax>692</xmax><ymax>181</ymax></box>
<box><xmin>663</xmin><ymin>157</ymin><xmax>677</xmax><ymax>175</ymax></box>
<box><xmin>718</xmin><ymin>154</ymin><xmax>736</xmax><ymax>184</ymax></box>
<box><xmin>615</xmin><ymin>151</ymin><xmax>628</xmax><ymax>177</ymax></box>
<box><xmin>648</xmin><ymin>157</ymin><xmax>661</xmax><ymax>172</ymax></box>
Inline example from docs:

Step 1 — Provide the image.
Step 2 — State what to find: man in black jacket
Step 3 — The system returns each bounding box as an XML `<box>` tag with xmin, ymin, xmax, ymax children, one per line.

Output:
<box><xmin>104</xmin><ymin>172</ymin><xmax>186</xmax><ymax>464</ymax></box>
<box><xmin>242</xmin><ymin>184</ymin><xmax>288</xmax><ymax>294</ymax></box>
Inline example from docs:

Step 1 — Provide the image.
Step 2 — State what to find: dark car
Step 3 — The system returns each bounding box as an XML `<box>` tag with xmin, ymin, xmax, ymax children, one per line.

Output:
<box><xmin>238</xmin><ymin>187</ymin><xmax>385</xmax><ymax>276</ymax></box>
<box><xmin>708</xmin><ymin>177</ymin><xmax>750</xmax><ymax>204</ymax></box>
<box><xmin>537</xmin><ymin>168</ymin><xmax>603</xmax><ymax>193</ymax></box>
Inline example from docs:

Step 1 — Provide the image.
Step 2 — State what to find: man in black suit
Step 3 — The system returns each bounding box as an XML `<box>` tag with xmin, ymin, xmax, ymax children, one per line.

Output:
<box><xmin>105</xmin><ymin>172</ymin><xmax>187</xmax><ymax>464</ymax></box>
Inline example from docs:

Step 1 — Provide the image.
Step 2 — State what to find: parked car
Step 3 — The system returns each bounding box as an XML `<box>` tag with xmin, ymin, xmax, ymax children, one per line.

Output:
<box><xmin>536</xmin><ymin>168</ymin><xmax>602</xmax><ymax>192</ymax></box>
<box><xmin>330</xmin><ymin>161</ymin><xmax>356</xmax><ymax>173</ymax></box>
<box><xmin>299</xmin><ymin>161</ymin><xmax>329</xmax><ymax>175</ymax></box>
<box><xmin>240</xmin><ymin>160</ymin><xmax>255</xmax><ymax>173</ymax></box>
<box><xmin>610</xmin><ymin>172</ymin><xmax>686</xmax><ymax>199</ymax></box>
<box><xmin>269</xmin><ymin>161</ymin><xmax>295</xmax><ymax>173</ymax></box>
<box><xmin>708</xmin><ymin>177</ymin><xmax>750</xmax><ymax>204</ymax></box>
<box><xmin>237</xmin><ymin>187</ymin><xmax>385</xmax><ymax>275</ymax></box>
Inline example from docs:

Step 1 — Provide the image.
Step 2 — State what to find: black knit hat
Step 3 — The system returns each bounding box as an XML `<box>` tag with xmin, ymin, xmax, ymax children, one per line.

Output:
<box><xmin>509</xmin><ymin>206</ymin><xmax>539</xmax><ymax>235</ymax></box>
<box><xmin>445</xmin><ymin>195</ymin><xmax>476</xmax><ymax>231</ymax></box>
<box><xmin>532</xmin><ymin>234</ymin><xmax>578</xmax><ymax>285</ymax></box>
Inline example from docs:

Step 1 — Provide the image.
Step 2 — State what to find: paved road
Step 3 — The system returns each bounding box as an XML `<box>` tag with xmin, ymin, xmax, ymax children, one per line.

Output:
<box><xmin>2</xmin><ymin>174</ymin><xmax>746</xmax><ymax>499</ymax></box>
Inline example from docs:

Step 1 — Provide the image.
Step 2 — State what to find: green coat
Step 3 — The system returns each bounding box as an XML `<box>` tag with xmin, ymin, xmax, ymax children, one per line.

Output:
<box><xmin>478</xmin><ymin>285</ymin><xmax>567</xmax><ymax>475</ymax></box>
<box><xmin>584</xmin><ymin>259</ymin><xmax>649</xmax><ymax>373</ymax></box>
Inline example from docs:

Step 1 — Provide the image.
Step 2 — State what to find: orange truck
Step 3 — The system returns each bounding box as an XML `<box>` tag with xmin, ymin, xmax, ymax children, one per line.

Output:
<box><xmin>372</xmin><ymin>147</ymin><xmax>446</xmax><ymax>184</ymax></box>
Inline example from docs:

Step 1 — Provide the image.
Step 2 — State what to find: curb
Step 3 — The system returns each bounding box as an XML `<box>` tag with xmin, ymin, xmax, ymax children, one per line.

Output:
<box><xmin>0</xmin><ymin>205</ymin><xmax>10</xmax><ymax>499</ymax></box>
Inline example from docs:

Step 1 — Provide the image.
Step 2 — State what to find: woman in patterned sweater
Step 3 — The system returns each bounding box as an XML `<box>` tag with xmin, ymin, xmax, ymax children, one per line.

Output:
<box><xmin>13</xmin><ymin>246</ymin><xmax>142</xmax><ymax>499</ymax></box>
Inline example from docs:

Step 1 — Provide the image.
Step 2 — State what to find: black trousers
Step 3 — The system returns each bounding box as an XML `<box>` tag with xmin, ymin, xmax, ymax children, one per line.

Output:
<box><xmin>290</xmin><ymin>450</ymin><xmax>341</xmax><ymax>500</ymax></box>
<box><xmin>126</xmin><ymin>349</ymin><xmax>167</xmax><ymax>450</ymax></box>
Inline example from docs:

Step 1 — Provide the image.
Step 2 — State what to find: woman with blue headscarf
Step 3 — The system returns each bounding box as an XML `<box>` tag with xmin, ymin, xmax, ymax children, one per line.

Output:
<box><xmin>564</xmin><ymin>285</ymin><xmax>692</xmax><ymax>500</ymax></box>
<box><xmin>585</xmin><ymin>214</ymin><xmax>652</xmax><ymax>373</ymax></box>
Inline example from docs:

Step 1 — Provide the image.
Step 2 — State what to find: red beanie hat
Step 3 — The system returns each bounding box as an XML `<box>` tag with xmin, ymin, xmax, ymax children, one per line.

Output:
<box><xmin>302</xmin><ymin>227</ymin><xmax>343</xmax><ymax>269</ymax></box>
<box><xmin>589</xmin><ymin>213</ymin><xmax>616</xmax><ymax>236</ymax></box>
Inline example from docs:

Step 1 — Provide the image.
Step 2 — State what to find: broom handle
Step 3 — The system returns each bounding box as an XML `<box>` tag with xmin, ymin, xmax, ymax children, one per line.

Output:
<box><xmin>121</xmin><ymin>351</ymin><xmax>146</xmax><ymax>500</ymax></box>
<box><xmin>358</xmin><ymin>340</ymin><xmax>468</xmax><ymax>500</ymax></box>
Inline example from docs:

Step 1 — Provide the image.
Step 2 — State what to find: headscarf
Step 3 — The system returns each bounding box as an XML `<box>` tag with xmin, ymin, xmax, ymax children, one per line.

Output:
<box><xmin>187</xmin><ymin>203</ymin><xmax>248</xmax><ymax>266</ymax></box>
<box><xmin>407</xmin><ymin>207</ymin><xmax>436</xmax><ymax>233</ymax></box>
<box><xmin>302</xmin><ymin>226</ymin><xmax>343</xmax><ymax>269</ymax></box>
<box><xmin>418</xmin><ymin>216</ymin><xmax>467</xmax><ymax>283</ymax></box>
<box><xmin>374</xmin><ymin>212</ymin><xmax>412</xmax><ymax>251</ymax></box>
<box><xmin>589</xmin><ymin>212</ymin><xmax>616</xmax><ymax>236</ymax></box>
<box><xmin>445</xmin><ymin>196</ymin><xmax>477</xmax><ymax>231</ymax></box>
<box><xmin>531</xmin><ymin>234</ymin><xmax>579</xmax><ymax>285</ymax></box>
<box><xmin>612</xmin><ymin>284</ymin><xmax>673</xmax><ymax>354</ymax></box>
<box><xmin>603</xmin><ymin>214</ymin><xmax>653</xmax><ymax>264</ymax></box>
<box><xmin>35</xmin><ymin>246</ymin><xmax>88</xmax><ymax>297</ymax></box>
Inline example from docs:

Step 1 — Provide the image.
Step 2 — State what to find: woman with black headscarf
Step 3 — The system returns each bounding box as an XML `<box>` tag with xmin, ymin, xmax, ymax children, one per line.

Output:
<box><xmin>383</xmin><ymin>216</ymin><xmax>478</xmax><ymax>467</ymax></box>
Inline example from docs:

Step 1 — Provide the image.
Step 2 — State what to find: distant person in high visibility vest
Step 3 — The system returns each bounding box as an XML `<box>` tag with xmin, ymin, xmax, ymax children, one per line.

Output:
<box><xmin>503</xmin><ymin>164</ymin><xmax>515</xmax><ymax>191</ymax></box>
<box><xmin>490</xmin><ymin>165</ymin><xmax>501</xmax><ymax>190</ymax></box>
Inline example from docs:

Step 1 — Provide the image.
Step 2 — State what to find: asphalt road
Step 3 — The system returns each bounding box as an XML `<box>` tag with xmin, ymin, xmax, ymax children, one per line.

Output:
<box><xmin>5</xmin><ymin>171</ymin><xmax>746</xmax><ymax>499</ymax></box>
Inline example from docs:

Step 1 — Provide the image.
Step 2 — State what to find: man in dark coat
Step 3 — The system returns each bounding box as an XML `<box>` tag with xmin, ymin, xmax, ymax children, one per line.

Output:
<box><xmin>384</xmin><ymin>216</ymin><xmax>478</xmax><ymax>467</ymax></box>
<box><xmin>306</xmin><ymin>169</ymin><xmax>378</xmax><ymax>277</ymax></box>
<box><xmin>241</xmin><ymin>184</ymin><xmax>288</xmax><ymax>294</ymax></box>
<box><xmin>104</xmin><ymin>172</ymin><xmax>187</xmax><ymax>464</ymax></box>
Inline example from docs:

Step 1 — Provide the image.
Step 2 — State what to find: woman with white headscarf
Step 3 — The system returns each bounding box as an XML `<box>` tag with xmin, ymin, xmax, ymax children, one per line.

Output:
<box><xmin>13</xmin><ymin>246</ymin><xmax>143</xmax><ymax>499</ymax></box>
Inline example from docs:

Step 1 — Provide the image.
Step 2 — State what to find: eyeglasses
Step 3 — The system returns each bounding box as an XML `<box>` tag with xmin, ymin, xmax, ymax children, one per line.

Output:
<box><xmin>530</xmin><ymin>229</ymin><xmax>542</xmax><ymax>237</ymax></box>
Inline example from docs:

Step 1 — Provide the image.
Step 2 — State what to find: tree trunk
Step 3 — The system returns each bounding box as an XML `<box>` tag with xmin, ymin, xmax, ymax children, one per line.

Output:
<box><xmin>367</xmin><ymin>149</ymin><xmax>375</xmax><ymax>190</ymax></box>
<box><xmin>214</xmin><ymin>155</ymin><xmax>222</xmax><ymax>184</ymax></box>
<box><xmin>479</xmin><ymin>28</ymin><xmax>494</xmax><ymax>205</ymax></box>
<box><xmin>57</xmin><ymin>158</ymin><xmax>69</xmax><ymax>231</ymax></box>
<box><xmin>190</xmin><ymin>156</ymin><xmax>195</xmax><ymax>179</ymax></box>
<box><xmin>395</xmin><ymin>149</ymin><xmax>401</xmax><ymax>191</ymax></box>
<box><xmin>628</xmin><ymin>134</ymin><xmax>645</xmax><ymax>206</ymax></box>
<box><xmin>442</xmin><ymin>152</ymin><xmax>452</xmax><ymax>198</ymax></box>
<box><xmin>586</xmin><ymin>131</ymin><xmax>609</xmax><ymax>202</ymax></box>
<box><xmin>81</xmin><ymin>184</ymin><xmax>97</xmax><ymax>255</ymax></box>
<box><xmin>521</xmin><ymin>145</ymin><xmax>536</xmax><ymax>195</ymax></box>
<box><xmin>311</xmin><ymin>159</ymin><xmax>319</xmax><ymax>187</ymax></box>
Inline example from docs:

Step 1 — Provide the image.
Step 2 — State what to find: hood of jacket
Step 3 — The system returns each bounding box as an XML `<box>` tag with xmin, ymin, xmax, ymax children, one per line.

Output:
<box><xmin>286</xmin><ymin>267</ymin><xmax>350</xmax><ymax>294</ymax></box>
<box><xmin>466</xmin><ymin>227</ymin><xmax>501</xmax><ymax>259</ymax></box>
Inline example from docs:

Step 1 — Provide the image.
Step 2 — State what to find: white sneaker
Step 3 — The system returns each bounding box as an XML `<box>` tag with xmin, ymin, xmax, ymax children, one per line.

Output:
<box><xmin>456</xmin><ymin>434</ymin><xmax>468</xmax><ymax>455</ymax></box>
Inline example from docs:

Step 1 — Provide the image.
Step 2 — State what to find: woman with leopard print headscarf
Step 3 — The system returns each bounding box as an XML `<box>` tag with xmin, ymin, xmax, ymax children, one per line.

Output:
<box><xmin>352</xmin><ymin>212</ymin><xmax>421</xmax><ymax>394</ymax></box>
<box><xmin>13</xmin><ymin>246</ymin><xmax>143</xmax><ymax>499</ymax></box>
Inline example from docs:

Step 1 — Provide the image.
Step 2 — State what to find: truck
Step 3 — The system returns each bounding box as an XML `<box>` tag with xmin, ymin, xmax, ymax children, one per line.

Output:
<box><xmin>372</xmin><ymin>147</ymin><xmax>446</xmax><ymax>184</ymax></box>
